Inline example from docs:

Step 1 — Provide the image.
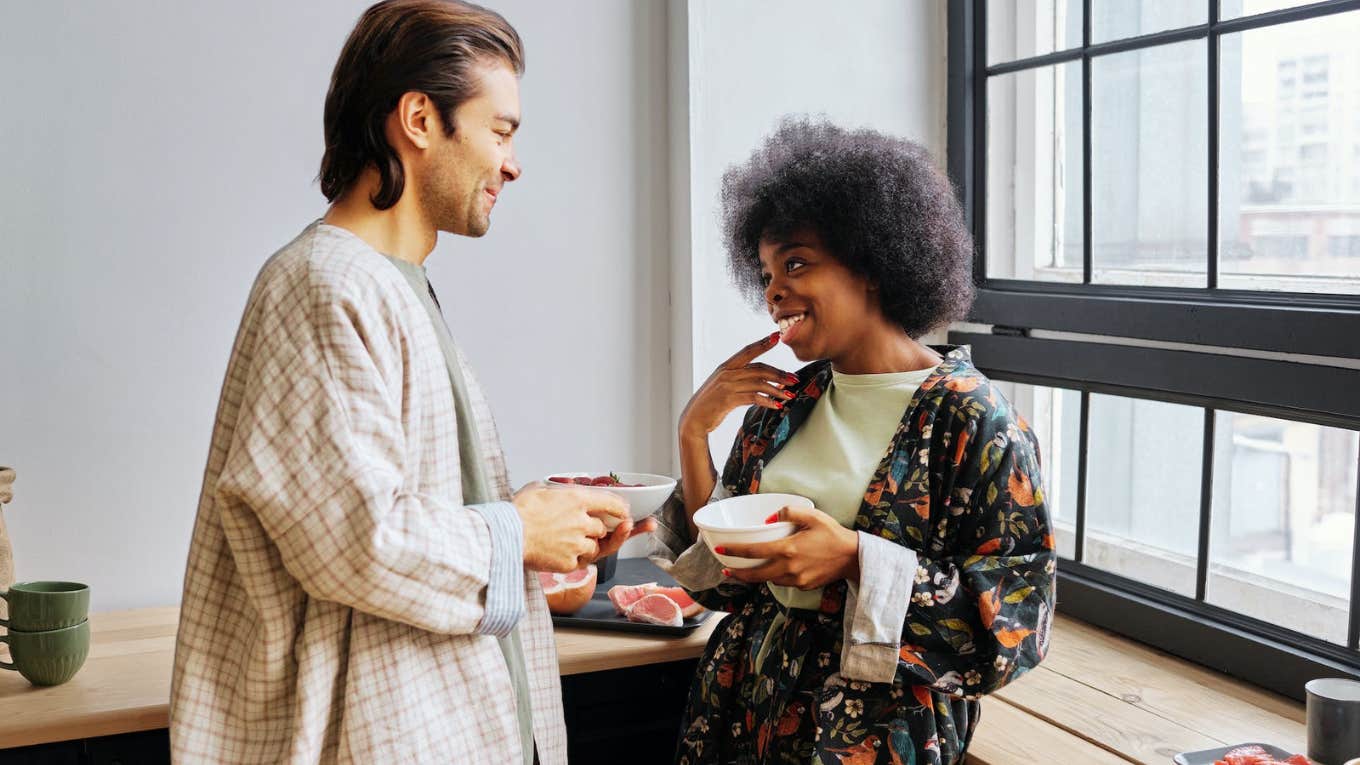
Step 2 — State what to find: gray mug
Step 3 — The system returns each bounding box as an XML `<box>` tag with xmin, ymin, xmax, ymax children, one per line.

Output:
<box><xmin>1307</xmin><ymin>677</ymin><xmax>1360</xmax><ymax>765</ymax></box>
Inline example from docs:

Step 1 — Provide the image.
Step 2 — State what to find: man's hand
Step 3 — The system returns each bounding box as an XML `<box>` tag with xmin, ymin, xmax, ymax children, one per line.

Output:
<box><xmin>717</xmin><ymin>506</ymin><xmax>859</xmax><ymax>589</ymax></box>
<box><xmin>585</xmin><ymin>515</ymin><xmax>659</xmax><ymax>565</ymax></box>
<box><xmin>512</xmin><ymin>483</ymin><xmax>631</xmax><ymax>572</ymax></box>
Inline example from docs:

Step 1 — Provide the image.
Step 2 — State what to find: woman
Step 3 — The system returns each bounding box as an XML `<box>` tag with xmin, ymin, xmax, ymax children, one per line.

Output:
<box><xmin>651</xmin><ymin>119</ymin><xmax>1056</xmax><ymax>765</ymax></box>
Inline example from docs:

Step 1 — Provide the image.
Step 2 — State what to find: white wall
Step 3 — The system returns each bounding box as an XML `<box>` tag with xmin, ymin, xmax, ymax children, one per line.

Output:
<box><xmin>429</xmin><ymin>1</ymin><xmax>673</xmax><ymax>488</ymax></box>
<box><xmin>0</xmin><ymin>0</ymin><xmax>670</xmax><ymax>611</ymax></box>
<box><xmin>671</xmin><ymin>0</ymin><xmax>948</xmax><ymax>462</ymax></box>
<box><xmin>0</xmin><ymin>0</ymin><xmax>946</xmax><ymax>610</ymax></box>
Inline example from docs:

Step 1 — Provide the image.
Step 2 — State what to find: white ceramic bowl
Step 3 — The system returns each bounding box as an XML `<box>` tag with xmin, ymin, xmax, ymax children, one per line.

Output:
<box><xmin>544</xmin><ymin>472</ymin><xmax>677</xmax><ymax>523</ymax></box>
<box><xmin>693</xmin><ymin>493</ymin><xmax>812</xmax><ymax>569</ymax></box>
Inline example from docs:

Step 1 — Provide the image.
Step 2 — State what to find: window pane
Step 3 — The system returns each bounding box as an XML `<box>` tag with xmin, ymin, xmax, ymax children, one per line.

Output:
<box><xmin>986</xmin><ymin>62</ymin><xmax>1084</xmax><ymax>282</ymax></box>
<box><xmin>987</xmin><ymin>0</ymin><xmax>1083</xmax><ymax>66</ymax></box>
<box><xmin>993</xmin><ymin>382</ymin><xmax>1082</xmax><ymax>559</ymax></box>
<box><xmin>1220</xmin><ymin>0</ymin><xmax>1321</xmax><ymax>20</ymax></box>
<box><xmin>1084</xmin><ymin>395</ymin><xmax>1204</xmax><ymax>597</ymax></box>
<box><xmin>1207</xmin><ymin>413</ymin><xmax>1357</xmax><ymax>645</ymax></box>
<box><xmin>1092</xmin><ymin>41</ymin><xmax>1209</xmax><ymax>287</ymax></box>
<box><xmin>1218</xmin><ymin>10</ymin><xmax>1360</xmax><ymax>294</ymax></box>
<box><xmin>1091</xmin><ymin>0</ymin><xmax>1205</xmax><ymax>43</ymax></box>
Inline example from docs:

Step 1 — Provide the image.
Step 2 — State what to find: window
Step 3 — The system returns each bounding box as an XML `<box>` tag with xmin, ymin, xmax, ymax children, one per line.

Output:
<box><xmin>1207</xmin><ymin>414</ymin><xmax>1357</xmax><ymax>645</ymax></box>
<box><xmin>1082</xmin><ymin>395</ymin><xmax>1205</xmax><ymax>597</ymax></box>
<box><xmin>1331</xmin><ymin>235</ymin><xmax>1360</xmax><ymax>258</ymax></box>
<box><xmin>992</xmin><ymin>382</ymin><xmax>1082</xmax><ymax>559</ymax></box>
<box><xmin>948</xmin><ymin>0</ymin><xmax>1360</xmax><ymax>700</ymax></box>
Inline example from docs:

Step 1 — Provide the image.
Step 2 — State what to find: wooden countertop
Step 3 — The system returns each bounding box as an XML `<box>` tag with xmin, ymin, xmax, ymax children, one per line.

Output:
<box><xmin>0</xmin><ymin>607</ymin><xmax>1305</xmax><ymax>762</ymax></box>
<box><xmin>0</xmin><ymin>607</ymin><xmax>180</xmax><ymax>750</ymax></box>
<box><xmin>552</xmin><ymin>616</ymin><xmax>720</xmax><ymax>676</ymax></box>
<box><xmin>0</xmin><ymin>606</ymin><xmax>721</xmax><ymax>749</ymax></box>
<box><xmin>971</xmin><ymin>614</ymin><xmax>1306</xmax><ymax>764</ymax></box>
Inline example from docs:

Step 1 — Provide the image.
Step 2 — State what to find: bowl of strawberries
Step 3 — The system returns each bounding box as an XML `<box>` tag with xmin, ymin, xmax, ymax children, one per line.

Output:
<box><xmin>544</xmin><ymin>472</ymin><xmax>677</xmax><ymax>523</ymax></box>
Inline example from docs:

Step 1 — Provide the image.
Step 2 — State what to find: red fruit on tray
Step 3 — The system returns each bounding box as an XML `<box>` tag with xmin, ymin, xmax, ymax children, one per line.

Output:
<box><xmin>648</xmin><ymin>586</ymin><xmax>704</xmax><ymax>618</ymax></box>
<box><xmin>1213</xmin><ymin>745</ymin><xmax>1311</xmax><ymax>765</ymax></box>
<box><xmin>607</xmin><ymin>582</ymin><xmax>659</xmax><ymax>615</ymax></box>
<box><xmin>547</xmin><ymin>476</ymin><xmax>571</xmax><ymax>484</ymax></box>
<box><xmin>607</xmin><ymin>583</ymin><xmax>705</xmax><ymax>620</ymax></box>
<box><xmin>537</xmin><ymin>565</ymin><xmax>598</xmax><ymax>615</ymax></box>
<box><xmin>625</xmin><ymin>593</ymin><xmax>683</xmax><ymax>627</ymax></box>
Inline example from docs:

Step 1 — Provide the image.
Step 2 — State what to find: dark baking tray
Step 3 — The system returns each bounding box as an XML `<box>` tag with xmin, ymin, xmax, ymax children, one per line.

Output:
<box><xmin>550</xmin><ymin>557</ymin><xmax>711</xmax><ymax>635</ymax></box>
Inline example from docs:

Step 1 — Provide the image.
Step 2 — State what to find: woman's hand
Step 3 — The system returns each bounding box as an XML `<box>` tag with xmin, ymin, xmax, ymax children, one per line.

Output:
<box><xmin>679</xmin><ymin>332</ymin><xmax>797</xmax><ymax>440</ymax></box>
<box><xmin>584</xmin><ymin>515</ymin><xmax>658</xmax><ymax>565</ymax></box>
<box><xmin>716</xmin><ymin>506</ymin><xmax>860</xmax><ymax>590</ymax></box>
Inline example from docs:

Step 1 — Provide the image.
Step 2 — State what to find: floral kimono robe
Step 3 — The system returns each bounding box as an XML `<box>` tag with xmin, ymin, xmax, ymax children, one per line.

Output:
<box><xmin>653</xmin><ymin>346</ymin><xmax>1055</xmax><ymax>765</ymax></box>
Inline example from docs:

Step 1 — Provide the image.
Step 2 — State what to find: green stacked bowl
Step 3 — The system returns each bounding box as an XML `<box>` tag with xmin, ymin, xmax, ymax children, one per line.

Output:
<box><xmin>0</xmin><ymin>581</ymin><xmax>91</xmax><ymax>686</ymax></box>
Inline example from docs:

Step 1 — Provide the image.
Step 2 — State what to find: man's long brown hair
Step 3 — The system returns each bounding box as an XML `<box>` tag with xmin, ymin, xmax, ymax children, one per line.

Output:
<box><xmin>319</xmin><ymin>0</ymin><xmax>524</xmax><ymax>209</ymax></box>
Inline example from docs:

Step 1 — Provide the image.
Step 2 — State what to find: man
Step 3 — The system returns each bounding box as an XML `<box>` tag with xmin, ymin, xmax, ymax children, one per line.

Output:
<box><xmin>169</xmin><ymin>2</ymin><xmax>647</xmax><ymax>762</ymax></box>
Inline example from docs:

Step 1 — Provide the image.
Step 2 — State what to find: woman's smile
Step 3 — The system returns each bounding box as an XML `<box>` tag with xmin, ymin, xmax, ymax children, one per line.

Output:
<box><xmin>776</xmin><ymin>311</ymin><xmax>809</xmax><ymax>344</ymax></box>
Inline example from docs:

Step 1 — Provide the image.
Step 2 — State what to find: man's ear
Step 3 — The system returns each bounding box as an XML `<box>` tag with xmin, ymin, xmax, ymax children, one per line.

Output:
<box><xmin>390</xmin><ymin>91</ymin><xmax>437</xmax><ymax>151</ymax></box>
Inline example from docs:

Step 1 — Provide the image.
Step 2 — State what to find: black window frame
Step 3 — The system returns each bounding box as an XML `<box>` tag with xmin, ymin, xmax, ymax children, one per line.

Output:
<box><xmin>947</xmin><ymin>0</ymin><xmax>1360</xmax><ymax>700</ymax></box>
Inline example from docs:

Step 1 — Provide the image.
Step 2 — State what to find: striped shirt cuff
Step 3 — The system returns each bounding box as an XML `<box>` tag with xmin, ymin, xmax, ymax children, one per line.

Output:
<box><xmin>468</xmin><ymin>501</ymin><xmax>526</xmax><ymax>638</ymax></box>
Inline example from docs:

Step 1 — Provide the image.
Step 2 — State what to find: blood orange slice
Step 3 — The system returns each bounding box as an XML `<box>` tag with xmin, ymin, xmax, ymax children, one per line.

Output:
<box><xmin>537</xmin><ymin>564</ymin><xmax>597</xmax><ymax>615</ymax></box>
<box><xmin>625</xmin><ymin>593</ymin><xmax>683</xmax><ymax>627</ymax></box>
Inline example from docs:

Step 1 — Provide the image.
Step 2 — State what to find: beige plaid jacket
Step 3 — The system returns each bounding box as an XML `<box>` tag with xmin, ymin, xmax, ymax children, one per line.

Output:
<box><xmin>170</xmin><ymin>223</ymin><xmax>567</xmax><ymax>764</ymax></box>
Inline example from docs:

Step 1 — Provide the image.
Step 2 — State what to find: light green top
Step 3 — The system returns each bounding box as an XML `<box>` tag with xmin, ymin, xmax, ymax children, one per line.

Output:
<box><xmin>385</xmin><ymin>256</ymin><xmax>535</xmax><ymax>765</ymax></box>
<box><xmin>759</xmin><ymin>365</ymin><xmax>936</xmax><ymax>610</ymax></box>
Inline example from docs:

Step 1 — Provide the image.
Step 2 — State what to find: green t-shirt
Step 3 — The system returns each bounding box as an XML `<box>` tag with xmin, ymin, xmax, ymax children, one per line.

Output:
<box><xmin>759</xmin><ymin>365</ymin><xmax>936</xmax><ymax>610</ymax></box>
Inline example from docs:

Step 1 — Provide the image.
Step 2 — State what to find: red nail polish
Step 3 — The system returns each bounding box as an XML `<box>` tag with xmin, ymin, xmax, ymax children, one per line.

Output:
<box><xmin>785</xmin><ymin>375</ymin><xmax>798</xmax><ymax>384</ymax></box>
<box><xmin>768</xmin><ymin>331</ymin><xmax>781</xmax><ymax>343</ymax></box>
<box><xmin>774</xmin><ymin>401</ymin><xmax>784</xmax><ymax>409</ymax></box>
<box><xmin>764</xmin><ymin>513</ymin><xmax>779</xmax><ymax>524</ymax></box>
<box><xmin>722</xmin><ymin>568</ymin><xmax>731</xmax><ymax>577</ymax></box>
<box><xmin>714</xmin><ymin>545</ymin><xmax>727</xmax><ymax>554</ymax></box>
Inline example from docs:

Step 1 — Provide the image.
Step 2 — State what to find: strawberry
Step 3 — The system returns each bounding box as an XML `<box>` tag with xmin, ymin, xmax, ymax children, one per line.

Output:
<box><xmin>553</xmin><ymin>472</ymin><xmax>645</xmax><ymax>487</ymax></box>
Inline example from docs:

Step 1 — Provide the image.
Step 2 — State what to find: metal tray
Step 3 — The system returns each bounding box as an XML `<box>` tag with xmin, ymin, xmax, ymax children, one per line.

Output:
<box><xmin>1173</xmin><ymin>743</ymin><xmax>1300</xmax><ymax>764</ymax></box>
<box><xmin>550</xmin><ymin>557</ymin><xmax>712</xmax><ymax>635</ymax></box>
